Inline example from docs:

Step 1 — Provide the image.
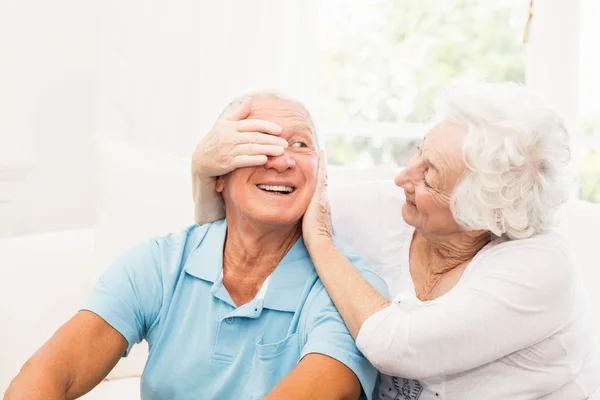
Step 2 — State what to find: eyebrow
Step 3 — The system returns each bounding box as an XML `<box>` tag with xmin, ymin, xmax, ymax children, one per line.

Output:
<box><xmin>293</xmin><ymin>124</ymin><xmax>313</xmax><ymax>134</ymax></box>
<box><xmin>423</xmin><ymin>156</ymin><xmax>440</xmax><ymax>175</ymax></box>
<box><xmin>292</xmin><ymin>124</ymin><xmax>315</xmax><ymax>141</ymax></box>
<box><xmin>419</xmin><ymin>136</ymin><xmax>440</xmax><ymax>174</ymax></box>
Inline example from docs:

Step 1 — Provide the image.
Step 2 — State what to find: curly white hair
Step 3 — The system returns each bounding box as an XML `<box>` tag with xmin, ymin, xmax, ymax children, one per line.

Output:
<box><xmin>437</xmin><ymin>83</ymin><xmax>574</xmax><ymax>240</ymax></box>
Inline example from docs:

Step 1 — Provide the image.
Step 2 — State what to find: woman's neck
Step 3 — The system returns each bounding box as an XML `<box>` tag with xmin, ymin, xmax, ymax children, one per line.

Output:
<box><xmin>413</xmin><ymin>229</ymin><xmax>490</xmax><ymax>275</ymax></box>
<box><xmin>222</xmin><ymin>219</ymin><xmax>301</xmax><ymax>306</ymax></box>
<box><xmin>409</xmin><ymin>229</ymin><xmax>490</xmax><ymax>301</ymax></box>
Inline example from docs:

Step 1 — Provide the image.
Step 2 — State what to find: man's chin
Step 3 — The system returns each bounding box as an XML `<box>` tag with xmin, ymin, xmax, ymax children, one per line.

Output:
<box><xmin>252</xmin><ymin>211</ymin><xmax>302</xmax><ymax>227</ymax></box>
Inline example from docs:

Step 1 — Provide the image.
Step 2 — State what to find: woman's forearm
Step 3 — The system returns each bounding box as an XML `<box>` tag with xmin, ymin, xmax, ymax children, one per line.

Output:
<box><xmin>307</xmin><ymin>239</ymin><xmax>391</xmax><ymax>338</ymax></box>
<box><xmin>192</xmin><ymin>174</ymin><xmax>225</xmax><ymax>225</ymax></box>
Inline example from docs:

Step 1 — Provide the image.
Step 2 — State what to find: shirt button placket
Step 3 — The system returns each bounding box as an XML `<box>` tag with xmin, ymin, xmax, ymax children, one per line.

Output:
<box><xmin>212</xmin><ymin>315</ymin><xmax>239</xmax><ymax>361</ymax></box>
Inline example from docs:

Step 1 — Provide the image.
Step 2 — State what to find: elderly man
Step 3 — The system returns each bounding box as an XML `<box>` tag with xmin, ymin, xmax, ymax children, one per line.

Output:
<box><xmin>5</xmin><ymin>93</ymin><xmax>387</xmax><ymax>400</ymax></box>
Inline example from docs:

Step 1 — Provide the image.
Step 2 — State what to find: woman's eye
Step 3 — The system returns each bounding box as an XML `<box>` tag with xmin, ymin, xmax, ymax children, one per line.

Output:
<box><xmin>423</xmin><ymin>170</ymin><xmax>431</xmax><ymax>188</ymax></box>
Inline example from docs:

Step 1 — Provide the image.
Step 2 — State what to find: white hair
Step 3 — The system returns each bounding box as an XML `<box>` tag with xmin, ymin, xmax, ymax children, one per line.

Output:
<box><xmin>436</xmin><ymin>83</ymin><xmax>574</xmax><ymax>240</ymax></box>
<box><xmin>221</xmin><ymin>91</ymin><xmax>321</xmax><ymax>150</ymax></box>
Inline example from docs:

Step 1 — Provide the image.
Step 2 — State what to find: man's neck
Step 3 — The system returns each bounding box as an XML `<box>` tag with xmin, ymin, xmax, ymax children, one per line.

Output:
<box><xmin>222</xmin><ymin>218</ymin><xmax>301</xmax><ymax>306</ymax></box>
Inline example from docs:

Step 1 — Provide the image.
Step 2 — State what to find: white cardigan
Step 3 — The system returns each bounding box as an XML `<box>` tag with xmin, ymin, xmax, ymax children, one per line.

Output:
<box><xmin>192</xmin><ymin>176</ymin><xmax>600</xmax><ymax>399</ymax></box>
<box><xmin>330</xmin><ymin>180</ymin><xmax>600</xmax><ymax>400</ymax></box>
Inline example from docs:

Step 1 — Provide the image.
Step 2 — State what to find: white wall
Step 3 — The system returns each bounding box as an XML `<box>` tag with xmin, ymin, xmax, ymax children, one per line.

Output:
<box><xmin>96</xmin><ymin>0</ymin><xmax>318</xmax><ymax>158</ymax></box>
<box><xmin>0</xmin><ymin>0</ymin><xmax>317</xmax><ymax>237</ymax></box>
<box><xmin>0</xmin><ymin>0</ymin><xmax>106</xmax><ymax>235</ymax></box>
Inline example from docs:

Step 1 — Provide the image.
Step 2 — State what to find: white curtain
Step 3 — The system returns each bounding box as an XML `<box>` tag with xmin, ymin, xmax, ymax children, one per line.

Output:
<box><xmin>96</xmin><ymin>0</ymin><xmax>319</xmax><ymax>157</ymax></box>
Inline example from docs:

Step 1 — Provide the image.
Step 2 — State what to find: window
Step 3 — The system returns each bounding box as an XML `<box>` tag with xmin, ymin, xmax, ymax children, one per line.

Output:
<box><xmin>578</xmin><ymin>0</ymin><xmax>600</xmax><ymax>202</ymax></box>
<box><xmin>317</xmin><ymin>0</ymin><xmax>527</xmax><ymax>168</ymax></box>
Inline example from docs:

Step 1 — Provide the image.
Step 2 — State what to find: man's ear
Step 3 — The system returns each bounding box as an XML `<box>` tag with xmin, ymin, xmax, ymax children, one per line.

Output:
<box><xmin>215</xmin><ymin>176</ymin><xmax>225</xmax><ymax>193</ymax></box>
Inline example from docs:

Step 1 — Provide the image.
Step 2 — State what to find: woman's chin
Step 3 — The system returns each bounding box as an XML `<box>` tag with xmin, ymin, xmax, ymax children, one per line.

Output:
<box><xmin>400</xmin><ymin>203</ymin><xmax>412</xmax><ymax>221</ymax></box>
<box><xmin>401</xmin><ymin>203</ymin><xmax>420</xmax><ymax>227</ymax></box>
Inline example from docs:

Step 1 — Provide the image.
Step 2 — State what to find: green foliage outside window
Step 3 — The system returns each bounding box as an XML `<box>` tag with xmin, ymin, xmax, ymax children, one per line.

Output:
<box><xmin>318</xmin><ymin>0</ymin><xmax>600</xmax><ymax>203</ymax></box>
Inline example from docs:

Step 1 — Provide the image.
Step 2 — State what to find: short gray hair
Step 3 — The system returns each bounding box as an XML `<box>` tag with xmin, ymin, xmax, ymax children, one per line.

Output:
<box><xmin>221</xmin><ymin>91</ymin><xmax>321</xmax><ymax>150</ymax></box>
<box><xmin>437</xmin><ymin>83</ymin><xmax>573</xmax><ymax>240</ymax></box>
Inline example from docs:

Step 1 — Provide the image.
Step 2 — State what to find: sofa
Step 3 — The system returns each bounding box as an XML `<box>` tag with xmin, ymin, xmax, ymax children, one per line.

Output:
<box><xmin>2</xmin><ymin>137</ymin><xmax>599</xmax><ymax>398</ymax></box>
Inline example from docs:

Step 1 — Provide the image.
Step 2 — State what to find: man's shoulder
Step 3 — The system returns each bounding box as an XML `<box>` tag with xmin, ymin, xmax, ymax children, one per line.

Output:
<box><xmin>147</xmin><ymin>220</ymin><xmax>225</xmax><ymax>258</ymax></box>
<box><xmin>305</xmin><ymin>236</ymin><xmax>389</xmax><ymax>302</ymax></box>
<box><xmin>153</xmin><ymin>221</ymin><xmax>217</xmax><ymax>249</ymax></box>
<box><xmin>333</xmin><ymin>237</ymin><xmax>386</xmax><ymax>285</ymax></box>
<box><xmin>332</xmin><ymin>236</ymin><xmax>366</xmax><ymax>265</ymax></box>
<box><xmin>118</xmin><ymin>222</ymin><xmax>218</xmax><ymax>278</ymax></box>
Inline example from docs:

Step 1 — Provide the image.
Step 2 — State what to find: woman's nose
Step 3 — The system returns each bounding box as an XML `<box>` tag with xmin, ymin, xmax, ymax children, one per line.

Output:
<box><xmin>394</xmin><ymin>169</ymin><xmax>413</xmax><ymax>191</ymax></box>
<box><xmin>264</xmin><ymin>150</ymin><xmax>296</xmax><ymax>172</ymax></box>
<box><xmin>394</xmin><ymin>161</ymin><xmax>418</xmax><ymax>193</ymax></box>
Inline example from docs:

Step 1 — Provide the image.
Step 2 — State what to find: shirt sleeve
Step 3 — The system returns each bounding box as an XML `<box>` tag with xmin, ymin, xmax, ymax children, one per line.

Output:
<box><xmin>355</xmin><ymin>233</ymin><xmax>578</xmax><ymax>379</ymax></box>
<box><xmin>82</xmin><ymin>238</ymin><xmax>164</xmax><ymax>356</ymax></box>
<box><xmin>300</xmin><ymin>252</ymin><xmax>389</xmax><ymax>400</ymax></box>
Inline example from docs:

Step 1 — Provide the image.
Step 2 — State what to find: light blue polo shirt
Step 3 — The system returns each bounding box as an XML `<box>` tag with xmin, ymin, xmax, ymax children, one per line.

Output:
<box><xmin>84</xmin><ymin>219</ymin><xmax>388</xmax><ymax>400</ymax></box>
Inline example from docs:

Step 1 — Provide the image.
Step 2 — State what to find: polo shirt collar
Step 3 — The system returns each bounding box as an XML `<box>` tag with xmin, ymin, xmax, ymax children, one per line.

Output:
<box><xmin>262</xmin><ymin>237</ymin><xmax>316</xmax><ymax>312</ymax></box>
<box><xmin>184</xmin><ymin>219</ymin><xmax>227</xmax><ymax>283</ymax></box>
<box><xmin>184</xmin><ymin>219</ymin><xmax>317</xmax><ymax>313</ymax></box>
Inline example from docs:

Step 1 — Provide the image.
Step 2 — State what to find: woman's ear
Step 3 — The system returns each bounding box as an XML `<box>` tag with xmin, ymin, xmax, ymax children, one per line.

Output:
<box><xmin>215</xmin><ymin>176</ymin><xmax>225</xmax><ymax>193</ymax></box>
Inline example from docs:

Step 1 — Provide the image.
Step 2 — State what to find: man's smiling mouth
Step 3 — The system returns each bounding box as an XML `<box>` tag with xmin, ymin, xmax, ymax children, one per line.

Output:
<box><xmin>256</xmin><ymin>184</ymin><xmax>296</xmax><ymax>195</ymax></box>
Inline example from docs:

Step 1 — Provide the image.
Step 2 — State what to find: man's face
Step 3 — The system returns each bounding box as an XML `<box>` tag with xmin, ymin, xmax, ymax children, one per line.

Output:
<box><xmin>217</xmin><ymin>97</ymin><xmax>318</xmax><ymax>227</ymax></box>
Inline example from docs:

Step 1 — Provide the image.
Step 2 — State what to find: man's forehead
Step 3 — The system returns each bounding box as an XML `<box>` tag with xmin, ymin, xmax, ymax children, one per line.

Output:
<box><xmin>249</xmin><ymin>98</ymin><xmax>314</xmax><ymax>132</ymax></box>
<box><xmin>250</xmin><ymin>98</ymin><xmax>307</xmax><ymax>115</ymax></box>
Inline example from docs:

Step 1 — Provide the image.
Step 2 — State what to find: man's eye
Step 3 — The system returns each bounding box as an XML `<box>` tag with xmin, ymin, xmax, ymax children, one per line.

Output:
<box><xmin>291</xmin><ymin>141</ymin><xmax>308</xmax><ymax>148</ymax></box>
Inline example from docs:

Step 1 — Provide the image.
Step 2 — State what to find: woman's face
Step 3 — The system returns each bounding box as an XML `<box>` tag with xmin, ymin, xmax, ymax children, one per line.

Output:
<box><xmin>394</xmin><ymin>121</ymin><xmax>468</xmax><ymax>236</ymax></box>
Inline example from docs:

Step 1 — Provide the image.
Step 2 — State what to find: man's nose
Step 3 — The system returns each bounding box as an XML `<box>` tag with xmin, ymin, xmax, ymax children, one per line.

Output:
<box><xmin>264</xmin><ymin>150</ymin><xmax>296</xmax><ymax>172</ymax></box>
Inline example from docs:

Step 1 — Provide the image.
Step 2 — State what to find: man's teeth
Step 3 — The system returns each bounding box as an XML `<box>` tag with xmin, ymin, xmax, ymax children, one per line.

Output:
<box><xmin>257</xmin><ymin>184</ymin><xmax>295</xmax><ymax>193</ymax></box>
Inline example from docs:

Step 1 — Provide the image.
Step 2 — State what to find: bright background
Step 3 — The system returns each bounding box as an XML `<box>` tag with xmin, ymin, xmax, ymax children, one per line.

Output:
<box><xmin>0</xmin><ymin>0</ymin><xmax>598</xmax><ymax>237</ymax></box>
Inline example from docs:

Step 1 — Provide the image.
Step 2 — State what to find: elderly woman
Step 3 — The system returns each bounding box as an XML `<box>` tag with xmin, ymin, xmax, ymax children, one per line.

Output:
<box><xmin>5</xmin><ymin>94</ymin><xmax>386</xmax><ymax>400</ymax></box>
<box><xmin>192</xmin><ymin>84</ymin><xmax>600</xmax><ymax>399</ymax></box>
